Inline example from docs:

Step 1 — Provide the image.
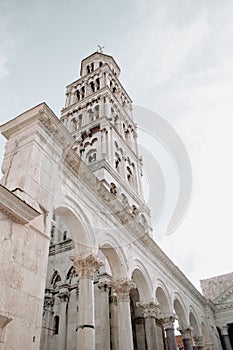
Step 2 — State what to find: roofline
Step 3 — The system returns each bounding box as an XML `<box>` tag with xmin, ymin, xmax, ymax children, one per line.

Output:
<box><xmin>81</xmin><ymin>51</ymin><xmax>121</xmax><ymax>72</ymax></box>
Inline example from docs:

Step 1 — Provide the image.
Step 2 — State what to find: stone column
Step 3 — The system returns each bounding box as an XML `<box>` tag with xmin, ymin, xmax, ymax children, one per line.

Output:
<box><xmin>113</xmin><ymin>279</ymin><xmax>135</xmax><ymax>350</ymax></box>
<box><xmin>57</xmin><ymin>289</ymin><xmax>69</xmax><ymax>350</ymax></box>
<box><xmin>98</xmin><ymin>281</ymin><xmax>111</xmax><ymax>350</ymax></box>
<box><xmin>179</xmin><ymin>328</ymin><xmax>193</xmax><ymax>350</ymax></box>
<box><xmin>109</xmin><ymin>293</ymin><xmax>119</xmax><ymax>350</ymax></box>
<box><xmin>71</xmin><ymin>254</ymin><xmax>103</xmax><ymax>350</ymax></box>
<box><xmin>220</xmin><ymin>326</ymin><xmax>233</xmax><ymax>350</ymax></box>
<box><xmin>140</xmin><ymin>301</ymin><xmax>160</xmax><ymax>350</ymax></box>
<box><xmin>193</xmin><ymin>336</ymin><xmax>203</xmax><ymax>350</ymax></box>
<box><xmin>163</xmin><ymin>315</ymin><xmax>178</xmax><ymax>350</ymax></box>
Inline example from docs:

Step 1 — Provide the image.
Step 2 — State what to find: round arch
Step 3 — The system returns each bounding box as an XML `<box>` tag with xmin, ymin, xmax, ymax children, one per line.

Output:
<box><xmin>155</xmin><ymin>279</ymin><xmax>172</xmax><ymax>314</ymax></box>
<box><xmin>100</xmin><ymin>242</ymin><xmax>127</xmax><ymax>279</ymax></box>
<box><xmin>54</xmin><ymin>201</ymin><xmax>97</xmax><ymax>255</ymax></box>
<box><xmin>189</xmin><ymin>306</ymin><xmax>201</xmax><ymax>336</ymax></box>
<box><xmin>173</xmin><ymin>294</ymin><xmax>188</xmax><ymax>328</ymax></box>
<box><xmin>131</xmin><ymin>268</ymin><xmax>151</xmax><ymax>303</ymax></box>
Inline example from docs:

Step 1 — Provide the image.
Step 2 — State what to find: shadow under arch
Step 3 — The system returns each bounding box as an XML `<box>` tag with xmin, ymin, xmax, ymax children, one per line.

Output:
<box><xmin>155</xmin><ymin>279</ymin><xmax>172</xmax><ymax>315</ymax></box>
<box><xmin>54</xmin><ymin>204</ymin><xmax>97</xmax><ymax>255</ymax></box>
<box><xmin>131</xmin><ymin>267</ymin><xmax>151</xmax><ymax>303</ymax></box>
<box><xmin>189</xmin><ymin>306</ymin><xmax>201</xmax><ymax>336</ymax></box>
<box><xmin>100</xmin><ymin>242</ymin><xmax>127</xmax><ymax>279</ymax></box>
<box><xmin>173</xmin><ymin>294</ymin><xmax>188</xmax><ymax>328</ymax></box>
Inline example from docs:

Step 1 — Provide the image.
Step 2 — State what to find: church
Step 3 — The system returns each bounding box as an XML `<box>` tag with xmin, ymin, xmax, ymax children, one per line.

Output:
<box><xmin>0</xmin><ymin>51</ymin><xmax>232</xmax><ymax>350</ymax></box>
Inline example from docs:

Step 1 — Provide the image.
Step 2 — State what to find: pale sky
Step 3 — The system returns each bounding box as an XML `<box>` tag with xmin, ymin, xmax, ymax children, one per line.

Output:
<box><xmin>0</xmin><ymin>0</ymin><xmax>233</xmax><ymax>290</ymax></box>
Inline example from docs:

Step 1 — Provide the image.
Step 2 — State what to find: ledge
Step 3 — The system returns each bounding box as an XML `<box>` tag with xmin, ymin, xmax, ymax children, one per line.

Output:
<box><xmin>0</xmin><ymin>185</ymin><xmax>41</xmax><ymax>224</ymax></box>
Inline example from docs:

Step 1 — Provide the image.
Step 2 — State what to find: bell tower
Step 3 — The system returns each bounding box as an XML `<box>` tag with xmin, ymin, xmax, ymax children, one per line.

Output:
<box><xmin>61</xmin><ymin>51</ymin><xmax>150</xmax><ymax>225</ymax></box>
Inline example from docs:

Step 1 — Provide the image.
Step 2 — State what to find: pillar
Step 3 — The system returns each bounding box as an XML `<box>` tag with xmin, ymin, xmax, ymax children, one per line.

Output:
<box><xmin>57</xmin><ymin>289</ymin><xmax>69</xmax><ymax>350</ymax></box>
<box><xmin>109</xmin><ymin>292</ymin><xmax>119</xmax><ymax>350</ymax></box>
<box><xmin>220</xmin><ymin>326</ymin><xmax>233</xmax><ymax>350</ymax></box>
<box><xmin>98</xmin><ymin>281</ymin><xmax>111</xmax><ymax>350</ymax></box>
<box><xmin>193</xmin><ymin>336</ymin><xmax>204</xmax><ymax>350</ymax></box>
<box><xmin>140</xmin><ymin>301</ymin><xmax>160</xmax><ymax>350</ymax></box>
<box><xmin>179</xmin><ymin>328</ymin><xmax>193</xmax><ymax>350</ymax></box>
<box><xmin>71</xmin><ymin>254</ymin><xmax>103</xmax><ymax>350</ymax></box>
<box><xmin>163</xmin><ymin>315</ymin><xmax>178</xmax><ymax>350</ymax></box>
<box><xmin>113</xmin><ymin>279</ymin><xmax>135</xmax><ymax>350</ymax></box>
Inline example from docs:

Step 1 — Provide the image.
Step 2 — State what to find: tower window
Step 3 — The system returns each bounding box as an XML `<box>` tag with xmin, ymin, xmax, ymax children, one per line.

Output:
<box><xmin>91</xmin><ymin>62</ymin><xmax>94</xmax><ymax>71</ymax></box>
<box><xmin>81</xmin><ymin>86</ymin><xmax>85</xmax><ymax>98</ymax></box>
<box><xmin>53</xmin><ymin>316</ymin><xmax>59</xmax><ymax>335</ymax></box>
<box><xmin>63</xmin><ymin>230</ymin><xmax>67</xmax><ymax>240</ymax></box>
<box><xmin>90</xmin><ymin>81</ymin><xmax>95</xmax><ymax>93</ymax></box>
<box><xmin>87</xmin><ymin>65</ymin><xmax>90</xmax><ymax>74</ymax></box>
<box><xmin>76</xmin><ymin>90</ymin><xmax>80</xmax><ymax>101</ymax></box>
<box><xmin>96</xmin><ymin>78</ymin><xmax>100</xmax><ymax>90</ymax></box>
<box><xmin>99</xmin><ymin>61</ymin><xmax>102</xmax><ymax>67</ymax></box>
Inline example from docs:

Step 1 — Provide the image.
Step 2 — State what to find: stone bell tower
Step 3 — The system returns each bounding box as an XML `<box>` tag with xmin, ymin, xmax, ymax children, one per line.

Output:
<box><xmin>61</xmin><ymin>51</ymin><xmax>150</xmax><ymax>224</ymax></box>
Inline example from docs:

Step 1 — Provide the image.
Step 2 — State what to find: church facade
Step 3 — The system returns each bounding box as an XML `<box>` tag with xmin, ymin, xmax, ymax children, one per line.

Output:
<box><xmin>0</xmin><ymin>52</ymin><xmax>231</xmax><ymax>350</ymax></box>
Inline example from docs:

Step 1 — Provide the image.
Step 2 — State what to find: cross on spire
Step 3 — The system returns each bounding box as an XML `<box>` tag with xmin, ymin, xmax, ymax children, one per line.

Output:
<box><xmin>97</xmin><ymin>45</ymin><xmax>104</xmax><ymax>53</ymax></box>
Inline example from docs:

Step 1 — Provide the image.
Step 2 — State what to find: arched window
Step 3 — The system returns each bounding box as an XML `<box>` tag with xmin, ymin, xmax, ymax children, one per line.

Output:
<box><xmin>51</xmin><ymin>271</ymin><xmax>61</xmax><ymax>289</ymax></box>
<box><xmin>53</xmin><ymin>316</ymin><xmax>59</xmax><ymax>335</ymax></box>
<box><xmin>63</xmin><ymin>230</ymin><xmax>67</xmax><ymax>240</ymax></box>
<box><xmin>86</xmin><ymin>149</ymin><xmax>97</xmax><ymax>164</ymax></box>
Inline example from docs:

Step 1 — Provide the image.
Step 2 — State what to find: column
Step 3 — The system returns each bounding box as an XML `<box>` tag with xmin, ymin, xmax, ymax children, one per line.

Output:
<box><xmin>163</xmin><ymin>315</ymin><xmax>178</xmax><ymax>350</ymax></box>
<box><xmin>220</xmin><ymin>325</ymin><xmax>233</xmax><ymax>350</ymax></box>
<box><xmin>57</xmin><ymin>289</ymin><xmax>69</xmax><ymax>350</ymax></box>
<box><xmin>113</xmin><ymin>279</ymin><xmax>135</xmax><ymax>350</ymax></box>
<box><xmin>109</xmin><ymin>292</ymin><xmax>119</xmax><ymax>350</ymax></box>
<box><xmin>71</xmin><ymin>254</ymin><xmax>103</xmax><ymax>350</ymax></box>
<box><xmin>140</xmin><ymin>301</ymin><xmax>160</xmax><ymax>350</ymax></box>
<box><xmin>179</xmin><ymin>328</ymin><xmax>193</xmax><ymax>350</ymax></box>
<box><xmin>98</xmin><ymin>281</ymin><xmax>111</xmax><ymax>350</ymax></box>
<box><xmin>193</xmin><ymin>336</ymin><xmax>203</xmax><ymax>350</ymax></box>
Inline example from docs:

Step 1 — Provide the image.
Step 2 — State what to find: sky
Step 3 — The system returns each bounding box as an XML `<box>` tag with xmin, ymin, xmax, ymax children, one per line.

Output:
<box><xmin>0</xmin><ymin>0</ymin><xmax>233</xmax><ymax>290</ymax></box>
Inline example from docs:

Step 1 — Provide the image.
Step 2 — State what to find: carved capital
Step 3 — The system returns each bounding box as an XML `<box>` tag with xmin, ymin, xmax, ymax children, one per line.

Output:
<box><xmin>178</xmin><ymin>327</ymin><xmax>192</xmax><ymax>339</ymax></box>
<box><xmin>70</xmin><ymin>254</ymin><xmax>103</xmax><ymax>279</ymax></box>
<box><xmin>193</xmin><ymin>336</ymin><xmax>203</xmax><ymax>347</ymax></box>
<box><xmin>219</xmin><ymin>325</ymin><xmax>229</xmax><ymax>336</ymax></box>
<box><xmin>162</xmin><ymin>314</ymin><xmax>177</xmax><ymax>330</ymax></box>
<box><xmin>58</xmin><ymin>289</ymin><xmax>70</xmax><ymax>302</ymax></box>
<box><xmin>139</xmin><ymin>301</ymin><xmax>161</xmax><ymax>318</ymax></box>
<box><xmin>44</xmin><ymin>296</ymin><xmax>54</xmax><ymax>307</ymax></box>
<box><xmin>98</xmin><ymin>280</ymin><xmax>111</xmax><ymax>293</ymax></box>
<box><xmin>112</xmin><ymin>279</ymin><xmax>135</xmax><ymax>301</ymax></box>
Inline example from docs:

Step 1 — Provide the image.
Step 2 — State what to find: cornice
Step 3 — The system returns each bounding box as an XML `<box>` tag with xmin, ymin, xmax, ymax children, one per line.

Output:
<box><xmin>0</xmin><ymin>185</ymin><xmax>41</xmax><ymax>224</ymax></box>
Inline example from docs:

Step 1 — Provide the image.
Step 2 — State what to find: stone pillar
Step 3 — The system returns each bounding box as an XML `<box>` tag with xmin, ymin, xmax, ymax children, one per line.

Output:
<box><xmin>113</xmin><ymin>279</ymin><xmax>135</xmax><ymax>350</ymax></box>
<box><xmin>193</xmin><ymin>336</ymin><xmax>204</xmax><ymax>349</ymax></box>
<box><xmin>57</xmin><ymin>289</ymin><xmax>69</xmax><ymax>350</ymax></box>
<box><xmin>179</xmin><ymin>328</ymin><xmax>193</xmax><ymax>350</ymax></box>
<box><xmin>71</xmin><ymin>254</ymin><xmax>103</xmax><ymax>350</ymax></box>
<box><xmin>98</xmin><ymin>281</ymin><xmax>111</xmax><ymax>350</ymax></box>
<box><xmin>140</xmin><ymin>301</ymin><xmax>160</xmax><ymax>350</ymax></box>
<box><xmin>220</xmin><ymin>326</ymin><xmax>233</xmax><ymax>350</ymax></box>
<box><xmin>163</xmin><ymin>315</ymin><xmax>178</xmax><ymax>350</ymax></box>
<box><xmin>109</xmin><ymin>293</ymin><xmax>119</xmax><ymax>350</ymax></box>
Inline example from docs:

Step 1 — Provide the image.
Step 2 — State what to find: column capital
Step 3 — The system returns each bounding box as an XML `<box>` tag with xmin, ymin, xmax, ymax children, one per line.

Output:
<box><xmin>193</xmin><ymin>335</ymin><xmax>203</xmax><ymax>347</ymax></box>
<box><xmin>219</xmin><ymin>325</ymin><xmax>229</xmax><ymax>336</ymax></box>
<box><xmin>112</xmin><ymin>278</ymin><xmax>135</xmax><ymax>301</ymax></box>
<box><xmin>139</xmin><ymin>301</ymin><xmax>161</xmax><ymax>318</ymax></box>
<box><xmin>70</xmin><ymin>254</ymin><xmax>103</xmax><ymax>279</ymax></box>
<box><xmin>58</xmin><ymin>289</ymin><xmax>70</xmax><ymax>302</ymax></box>
<box><xmin>162</xmin><ymin>314</ymin><xmax>177</xmax><ymax>330</ymax></box>
<box><xmin>98</xmin><ymin>280</ymin><xmax>111</xmax><ymax>293</ymax></box>
<box><xmin>178</xmin><ymin>327</ymin><xmax>192</xmax><ymax>340</ymax></box>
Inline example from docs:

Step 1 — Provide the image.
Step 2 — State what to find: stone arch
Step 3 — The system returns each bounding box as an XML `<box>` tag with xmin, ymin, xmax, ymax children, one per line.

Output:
<box><xmin>100</xmin><ymin>242</ymin><xmax>127</xmax><ymax>279</ymax></box>
<box><xmin>131</xmin><ymin>267</ymin><xmax>151</xmax><ymax>303</ymax></box>
<box><xmin>189</xmin><ymin>307</ymin><xmax>201</xmax><ymax>336</ymax></box>
<box><xmin>53</xmin><ymin>202</ymin><xmax>97</xmax><ymax>256</ymax></box>
<box><xmin>155</xmin><ymin>279</ymin><xmax>172</xmax><ymax>315</ymax></box>
<box><xmin>173</xmin><ymin>294</ymin><xmax>188</xmax><ymax>328</ymax></box>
